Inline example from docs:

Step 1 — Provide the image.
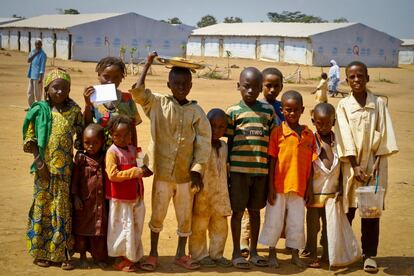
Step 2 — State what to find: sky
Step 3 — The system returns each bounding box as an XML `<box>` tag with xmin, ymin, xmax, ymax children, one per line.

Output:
<box><xmin>1</xmin><ymin>0</ymin><xmax>413</xmax><ymax>38</ymax></box>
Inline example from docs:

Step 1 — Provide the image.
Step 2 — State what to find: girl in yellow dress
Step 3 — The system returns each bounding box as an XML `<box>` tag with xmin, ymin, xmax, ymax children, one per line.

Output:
<box><xmin>23</xmin><ymin>68</ymin><xmax>83</xmax><ymax>270</ymax></box>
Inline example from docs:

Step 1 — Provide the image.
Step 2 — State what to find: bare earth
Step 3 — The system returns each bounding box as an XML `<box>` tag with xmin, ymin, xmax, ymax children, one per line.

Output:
<box><xmin>0</xmin><ymin>50</ymin><xmax>413</xmax><ymax>275</ymax></box>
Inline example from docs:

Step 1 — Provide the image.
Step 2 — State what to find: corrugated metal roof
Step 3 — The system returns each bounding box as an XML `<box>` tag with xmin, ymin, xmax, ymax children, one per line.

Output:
<box><xmin>401</xmin><ymin>39</ymin><xmax>414</xmax><ymax>46</ymax></box>
<box><xmin>0</xmin><ymin>17</ymin><xmax>23</xmax><ymax>25</ymax></box>
<box><xmin>191</xmin><ymin>22</ymin><xmax>356</xmax><ymax>38</ymax></box>
<box><xmin>0</xmin><ymin>13</ymin><xmax>123</xmax><ymax>29</ymax></box>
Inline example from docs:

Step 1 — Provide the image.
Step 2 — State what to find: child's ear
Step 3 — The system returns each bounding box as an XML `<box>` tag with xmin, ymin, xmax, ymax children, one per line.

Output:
<box><xmin>301</xmin><ymin>106</ymin><xmax>305</xmax><ymax>114</ymax></box>
<box><xmin>366</xmin><ymin>74</ymin><xmax>370</xmax><ymax>83</ymax></box>
<box><xmin>333</xmin><ymin>118</ymin><xmax>336</xmax><ymax>126</ymax></box>
<box><xmin>167</xmin><ymin>82</ymin><xmax>171</xmax><ymax>89</ymax></box>
<box><xmin>237</xmin><ymin>82</ymin><xmax>240</xmax><ymax>91</ymax></box>
<box><xmin>311</xmin><ymin>118</ymin><xmax>315</xmax><ymax>124</ymax></box>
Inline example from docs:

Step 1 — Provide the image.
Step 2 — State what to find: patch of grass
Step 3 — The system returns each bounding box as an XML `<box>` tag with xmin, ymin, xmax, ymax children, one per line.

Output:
<box><xmin>376</xmin><ymin>77</ymin><xmax>395</xmax><ymax>84</ymax></box>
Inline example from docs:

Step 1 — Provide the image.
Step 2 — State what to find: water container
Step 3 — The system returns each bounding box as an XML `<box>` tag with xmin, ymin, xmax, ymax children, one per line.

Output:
<box><xmin>355</xmin><ymin>186</ymin><xmax>384</xmax><ymax>218</ymax></box>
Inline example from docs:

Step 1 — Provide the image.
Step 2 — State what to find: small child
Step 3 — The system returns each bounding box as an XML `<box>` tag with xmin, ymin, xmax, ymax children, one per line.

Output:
<box><xmin>226</xmin><ymin>67</ymin><xmax>275</xmax><ymax>269</ymax></box>
<box><xmin>83</xmin><ymin>57</ymin><xmax>142</xmax><ymax>147</ymax></box>
<box><xmin>71</xmin><ymin>123</ymin><xmax>108</xmax><ymax>268</ymax></box>
<box><xmin>334</xmin><ymin>61</ymin><xmax>398</xmax><ymax>273</ymax></box>
<box><xmin>189</xmin><ymin>108</ymin><xmax>232</xmax><ymax>268</ymax></box>
<box><xmin>311</xmin><ymin>73</ymin><xmax>328</xmax><ymax>103</ymax></box>
<box><xmin>23</xmin><ymin>68</ymin><xmax>83</xmax><ymax>270</ymax></box>
<box><xmin>131</xmin><ymin>52</ymin><xmax>211</xmax><ymax>271</ymax></box>
<box><xmin>304</xmin><ymin>103</ymin><xmax>341</xmax><ymax>268</ymax></box>
<box><xmin>105</xmin><ymin>115</ymin><xmax>151</xmax><ymax>272</ymax></box>
<box><xmin>259</xmin><ymin>90</ymin><xmax>317</xmax><ymax>268</ymax></box>
<box><xmin>260</xmin><ymin>67</ymin><xmax>285</xmax><ymax>124</ymax></box>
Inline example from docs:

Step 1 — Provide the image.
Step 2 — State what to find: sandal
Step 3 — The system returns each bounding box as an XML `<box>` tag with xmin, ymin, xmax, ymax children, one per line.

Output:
<box><xmin>232</xmin><ymin>257</ymin><xmax>250</xmax><ymax>269</ymax></box>
<box><xmin>113</xmin><ymin>258</ymin><xmax>136</xmax><ymax>272</ymax></box>
<box><xmin>308</xmin><ymin>259</ymin><xmax>321</xmax><ymax>268</ymax></box>
<box><xmin>174</xmin><ymin>255</ymin><xmax>200</xmax><ymax>270</ymax></box>
<box><xmin>241</xmin><ymin>247</ymin><xmax>249</xmax><ymax>258</ymax></box>
<box><xmin>301</xmin><ymin>250</ymin><xmax>311</xmax><ymax>257</ymax></box>
<box><xmin>249</xmin><ymin>255</ymin><xmax>268</xmax><ymax>267</ymax></box>
<box><xmin>139</xmin><ymin>256</ymin><xmax>158</xmax><ymax>271</ymax></box>
<box><xmin>364</xmin><ymin>257</ymin><xmax>378</xmax><ymax>273</ymax></box>
<box><xmin>34</xmin><ymin>259</ymin><xmax>50</xmax><ymax>268</ymax></box>
<box><xmin>61</xmin><ymin>261</ymin><xmax>74</xmax><ymax>270</ymax></box>
<box><xmin>214</xmin><ymin>257</ymin><xmax>232</xmax><ymax>267</ymax></box>
<box><xmin>199</xmin><ymin>256</ymin><xmax>216</xmax><ymax>267</ymax></box>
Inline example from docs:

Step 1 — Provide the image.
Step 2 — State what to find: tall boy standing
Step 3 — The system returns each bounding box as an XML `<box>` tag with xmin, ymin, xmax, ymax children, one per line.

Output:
<box><xmin>226</xmin><ymin>67</ymin><xmax>275</xmax><ymax>269</ymax></box>
<box><xmin>130</xmin><ymin>52</ymin><xmax>211</xmax><ymax>271</ymax></box>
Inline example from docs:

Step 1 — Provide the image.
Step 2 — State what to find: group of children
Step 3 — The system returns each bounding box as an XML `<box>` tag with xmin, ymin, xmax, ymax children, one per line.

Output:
<box><xmin>23</xmin><ymin>51</ymin><xmax>398</xmax><ymax>273</ymax></box>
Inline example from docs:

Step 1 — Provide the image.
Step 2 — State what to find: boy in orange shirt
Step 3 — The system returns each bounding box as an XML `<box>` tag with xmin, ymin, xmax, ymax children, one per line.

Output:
<box><xmin>259</xmin><ymin>90</ymin><xmax>317</xmax><ymax>268</ymax></box>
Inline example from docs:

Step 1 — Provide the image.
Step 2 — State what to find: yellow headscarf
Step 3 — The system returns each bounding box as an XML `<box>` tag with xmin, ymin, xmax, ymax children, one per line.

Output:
<box><xmin>44</xmin><ymin>68</ymin><xmax>71</xmax><ymax>87</ymax></box>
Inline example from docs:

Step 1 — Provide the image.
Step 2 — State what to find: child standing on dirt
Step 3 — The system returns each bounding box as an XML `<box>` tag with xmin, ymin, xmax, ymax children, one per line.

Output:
<box><xmin>259</xmin><ymin>90</ymin><xmax>317</xmax><ymax>269</ymax></box>
<box><xmin>23</xmin><ymin>68</ymin><xmax>83</xmax><ymax>270</ymax></box>
<box><xmin>334</xmin><ymin>61</ymin><xmax>398</xmax><ymax>273</ymax></box>
<box><xmin>226</xmin><ymin>67</ymin><xmax>275</xmax><ymax>269</ymax></box>
<box><xmin>311</xmin><ymin>73</ymin><xmax>329</xmax><ymax>103</ymax></box>
<box><xmin>105</xmin><ymin>115</ymin><xmax>152</xmax><ymax>272</ymax></box>
<box><xmin>83</xmin><ymin>57</ymin><xmax>142</xmax><ymax>147</ymax></box>
<box><xmin>189</xmin><ymin>108</ymin><xmax>232</xmax><ymax>268</ymax></box>
<box><xmin>304</xmin><ymin>103</ymin><xmax>341</xmax><ymax>268</ymax></box>
<box><xmin>71</xmin><ymin>123</ymin><xmax>108</xmax><ymax>268</ymax></box>
<box><xmin>130</xmin><ymin>52</ymin><xmax>211</xmax><ymax>271</ymax></box>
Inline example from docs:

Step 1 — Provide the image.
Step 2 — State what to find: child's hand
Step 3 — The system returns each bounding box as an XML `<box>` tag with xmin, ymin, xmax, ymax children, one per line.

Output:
<box><xmin>147</xmin><ymin>51</ymin><xmax>158</xmax><ymax>65</ymax></box>
<box><xmin>23</xmin><ymin>140</ymin><xmax>36</xmax><ymax>153</ymax></box>
<box><xmin>371</xmin><ymin>156</ymin><xmax>380</xmax><ymax>178</ymax></box>
<box><xmin>352</xmin><ymin>165</ymin><xmax>367</xmax><ymax>183</ymax></box>
<box><xmin>190</xmin><ymin>171</ymin><xmax>203</xmax><ymax>193</ymax></box>
<box><xmin>83</xmin><ymin>86</ymin><xmax>95</xmax><ymax>107</ymax></box>
<box><xmin>267</xmin><ymin>187</ymin><xmax>276</xmax><ymax>205</ymax></box>
<box><xmin>73</xmin><ymin>196</ymin><xmax>83</xmax><ymax>211</ymax></box>
<box><xmin>37</xmin><ymin>160</ymin><xmax>50</xmax><ymax>181</ymax></box>
<box><xmin>141</xmin><ymin>165</ymin><xmax>153</xmax><ymax>178</ymax></box>
<box><xmin>334</xmin><ymin>192</ymin><xmax>342</xmax><ymax>203</ymax></box>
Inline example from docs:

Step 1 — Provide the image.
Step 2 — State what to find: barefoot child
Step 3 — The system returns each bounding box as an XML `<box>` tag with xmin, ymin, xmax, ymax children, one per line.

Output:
<box><xmin>311</xmin><ymin>73</ymin><xmax>328</xmax><ymax>104</ymax></box>
<box><xmin>23</xmin><ymin>68</ymin><xmax>83</xmax><ymax>270</ymax></box>
<box><xmin>131</xmin><ymin>52</ymin><xmax>211</xmax><ymax>271</ymax></box>
<box><xmin>334</xmin><ymin>61</ymin><xmax>398</xmax><ymax>272</ymax></box>
<box><xmin>189</xmin><ymin>108</ymin><xmax>232</xmax><ymax>268</ymax></box>
<box><xmin>83</xmin><ymin>57</ymin><xmax>142</xmax><ymax>147</ymax></box>
<box><xmin>305</xmin><ymin>103</ymin><xmax>341</xmax><ymax>268</ymax></box>
<box><xmin>72</xmin><ymin>124</ymin><xmax>108</xmax><ymax>268</ymax></box>
<box><xmin>226</xmin><ymin>67</ymin><xmax>275</xmax><ymax>269</ymax></box>
<box><xmin>105</xmin><ymin>115</ymin><xmax>152</xmax><ymax>272</ymax></box>
<box><xmin>259</xmin><ymin>90</ymin><xmax>317</xmax><ymax>269</ymax></box>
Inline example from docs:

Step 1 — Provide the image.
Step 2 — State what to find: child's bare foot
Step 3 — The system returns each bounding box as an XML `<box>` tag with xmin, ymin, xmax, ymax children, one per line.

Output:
<box><xmin>268</xmin><ymin>247</ymin><xmax>279</xmax><ymax>268</ymax></box>
<box><xmin>291</xmin><ymin>249</ymin><xmax>306</xmax><ymax>268</ymax></box>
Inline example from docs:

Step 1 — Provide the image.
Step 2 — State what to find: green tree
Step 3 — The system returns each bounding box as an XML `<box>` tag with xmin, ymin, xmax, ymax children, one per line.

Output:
<box><xmin>267</xmin><ymin>11</ymin><xmax>327</xmax><ymax>23</ymax></box>
<box><xmin>64</xmin><ymin>9</ymin><xmax>80</xmax><ymax>14</ymax></box>
<box><xmin>224</xmin><ymin>16</ymin><xmax>243</xmax><ymax>23</ymax></box>
<box><xmin>333</xmin><ymin>17</ymin><xmax>349</xmax><ymax>23</ymax></box>
<box><xmin>197</xmin><ymin>15</ymin><xmax>217</xmax><ymax>28</ymax></box>
<box><xmin>168</xmin><ymin>17</ymin><xmax>182</xmax><ymax>24</ymax></box>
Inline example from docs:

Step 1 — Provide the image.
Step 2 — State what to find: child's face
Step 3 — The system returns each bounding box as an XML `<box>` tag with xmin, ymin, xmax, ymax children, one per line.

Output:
<box><xmin>263</xmin><ymin>74</ymin><xmax>283</xmax><ymax>103</ymax></box>
<box><xmin>346</xmin><ymin>65</ymin><xmax>369</xmax><ymax>94</ymax></box>
<box><xmin>238</xmin><ymin>73</ymin><xmax>262</xmax><ymax>106</ymax></box>
<box><xmin>46</xmin><ymin>79</ymin><xmax>70</xmax><ymax>105</ymax></box>
<box><xmin>83</xmin><ymin>129</ymin><xmax>104</xmax><ymax>156</ymax></box>
<box><xmin>312</xmin><ymin>112</ymin><xmax>335</xmax><ymax>136</ymax></box>
<box><xmin>282</xmin><ymin>98</ymin><xmax>304</xmax><ymax>125</ymax></box>
<box><xmin>210</xmin><ymin>117</ymin><xmax>227</xmax><ymax>141</ymax></box>
<box><xmin>98</xmin><ymin>65</ymin><xmax>123</xmax><ymax>88</ymax></box>
<box><xmin>168</xmin><ymin>74</ymin><xmax>192</xmax><ymax>103</ymax></box>
<box><xmin>111</xmin><ymin>123</ymin><xmax>131</xmax><ymax>148</ymax></box>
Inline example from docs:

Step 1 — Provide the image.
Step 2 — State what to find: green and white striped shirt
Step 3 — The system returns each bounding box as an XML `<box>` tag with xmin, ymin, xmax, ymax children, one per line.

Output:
<box><xmin>226</xmin><ymin>100</ymin><xmax>276</xmax><ymax>175</ymax></box>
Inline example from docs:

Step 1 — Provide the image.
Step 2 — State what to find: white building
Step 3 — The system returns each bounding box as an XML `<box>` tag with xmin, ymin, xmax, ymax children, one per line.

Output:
<box><xmin>187</xmin><ymin>22</ymin><xmax>402</xmax><ymax>67</ymax></box>
<box><xmin>0</xmin><ymin>13</ymin><xmax>193</xmax><ymax>61</ymax></box>
<box><xmin>0</xmin><ymin>17</ymin><xmax>24</xmax><ymax>48</ymax></box>
<box><xmin>399</xmin><ymin>39</ymin><xmax>414</xmax><ymax>64</ymax></box>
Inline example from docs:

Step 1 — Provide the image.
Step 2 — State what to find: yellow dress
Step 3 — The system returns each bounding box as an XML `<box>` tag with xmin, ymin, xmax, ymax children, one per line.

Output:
<box><xmin>25</xmin><ymin>101</ymin><xmax>83</xmax><ymax>262</ymax></box>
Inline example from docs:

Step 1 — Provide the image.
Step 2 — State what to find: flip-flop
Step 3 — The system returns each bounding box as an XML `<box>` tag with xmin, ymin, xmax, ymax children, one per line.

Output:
<box><xmin>214</xmin><ymin>257</ymin><xmax>233</xmax><ymax>267</ymax></box>
<box><xmin>241</xmin><ymin>248</ymin><xmax>249</xmax><ymax>258</ymax></box>
<box><xmin>308</xmin><ymin>259</ymin><xmax>321</xmax><ymax>268</ymax></box>
<box><xmin>34</xmin><ymin>259</ymin><xmax>50</xmax><ymax>267</ymax></box>
<box><xmin>113</xmin><ymin>259</ymin><xmax>136</xmax><ymax>272</ymax></box>
<box><xmin>249</xmin><ymin>255</ymin><xmax>268</xmax><ymax>267</ymax></box>
<box><xmin>174</xmin><ymin>255</ymin><xmax>200</xmax><ymax>270</ymax></box>
<box><xmin>232</xmin><ymin>257</ymin><xmax>250</xmax><ymax>269</ymax></box>
<box><xmin>61</xmin><ymin>261</ymin><xmax>74</xmax><ymax>270</ymax></box>
<box><xmin>301</xmin><ymin>250</ymin><xmax>311</xmax><ymax>257</ymax></box>
<box><xmin>268</xmin><ymin>257</ymin><xmax>279</xmax><ymax>268</ymax></box>
<box><xmin>199</xmin><ymin>256</ymin><xmax>216</xmax><ymax>267</ymax></box>
<box><xmin>139</xmin><ymin>256</ymin><xmax>158</xmax><ymax>271</ymax></box>
<box><xmin>364</xmin><ymin>258</ymin><xmax>378</xmax><ymax>273</ymax></box>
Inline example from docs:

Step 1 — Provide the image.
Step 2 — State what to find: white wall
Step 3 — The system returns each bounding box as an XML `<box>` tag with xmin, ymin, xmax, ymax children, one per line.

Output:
<box><xmin>283</xmin><ymin>38</ymin><xmax>309</xmax><ymax>64</ymax></box>
<box><xmin>311</xmin><ymin>23</ymin><xmax>401</xmax><ymax>67</ymax></box>
<box><xmin>223</xmin><ymin>37</ymin><xmax>256</xmax><ymax>59</ymax></box>
<box><xmin>9</xmin><ymin>29</ymin><xmax>18</xmax><ymax>50</ymax></box>
<box><xmin>399</xmin><ymin>47</ymin><xmax>414</xmax><ymax>64</ymax></box>
<box><xmin>260</xmin><ymin>37</ymin><xmax>279</xmax><ymax>61</ymax></box>
<box><xmin>187</xmin><ymin>36</ymin><xmax>201</xmax><ymax>57</ymax></box>
<box><xmin>204</xmin><ymin>37</ymin><xmax>219</xmax><ymax>57</ymax></box>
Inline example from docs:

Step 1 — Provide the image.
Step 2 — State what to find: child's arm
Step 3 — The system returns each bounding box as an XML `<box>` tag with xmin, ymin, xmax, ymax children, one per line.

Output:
<box><xmin>267</xmin><ymin>156</ymin><xmax>277</xmax><ymax>205</ymax></box>
<box><xmin>348</xmin><ymin>156</ymin><xmax>367</xmax><ymax>183</ymax></box>
<box><xmin>135</xmin><ymin>51</ymin><xmax>157</xmax><ymax>89</ymax></box>
<box><xmin>71</xmin><ymin>153</ymin><xmax>83</xmax><ymax>211</ymax></box>
<box><xmin>305</xmin><ymin>167</ymin><xmax>314</xmax><ymax>205</ymax></box>
<box><xmin>23</xmin><ymin>122</ymin><xmax>50</xmax><ymax>180</ymax></box>
<box><xmin>83</xmin><ymin>86</ymin><xmax>95</xmax><ymax>125</ymax></box>
<box><xmin>105</xmin><ymin>149</ymin><xmax>144</xmax><ymax>182</ymax></box>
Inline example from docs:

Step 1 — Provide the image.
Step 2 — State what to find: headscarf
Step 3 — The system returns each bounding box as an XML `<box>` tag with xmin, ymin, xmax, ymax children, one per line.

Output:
<box><xmin>329</xmin><ymin>59</ymin><xmax>340</xmax><ymax>79</ymax></box>
<box><xmin>44</xmin><ymin>68</ymin><xmax>71</xmax><ymax>87</ymax></box>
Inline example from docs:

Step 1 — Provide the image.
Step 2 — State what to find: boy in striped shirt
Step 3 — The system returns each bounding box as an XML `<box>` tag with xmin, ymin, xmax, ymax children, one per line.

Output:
<box><xmin>226</xmin><ymin>67</ymin><xmax>275</xmax><ymax>269</ymax></box>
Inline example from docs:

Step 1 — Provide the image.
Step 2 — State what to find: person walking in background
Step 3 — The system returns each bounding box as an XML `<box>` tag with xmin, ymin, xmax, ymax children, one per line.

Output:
<box><xmin>328</xmin><ymin>60</ymin><xmax>340</xmax><ymax>97</ymax></box>
<box><xmin>26</xmin><ymin>39</ymin><xmax>47</xmax><ymax>110</ymax></box>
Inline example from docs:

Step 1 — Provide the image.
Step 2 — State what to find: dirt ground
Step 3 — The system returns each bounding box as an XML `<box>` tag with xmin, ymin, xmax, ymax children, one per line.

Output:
<box><xmin>0</xmin><ymin>50</ymin><xmax>413</xmax><ymax>275</ymax></box>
